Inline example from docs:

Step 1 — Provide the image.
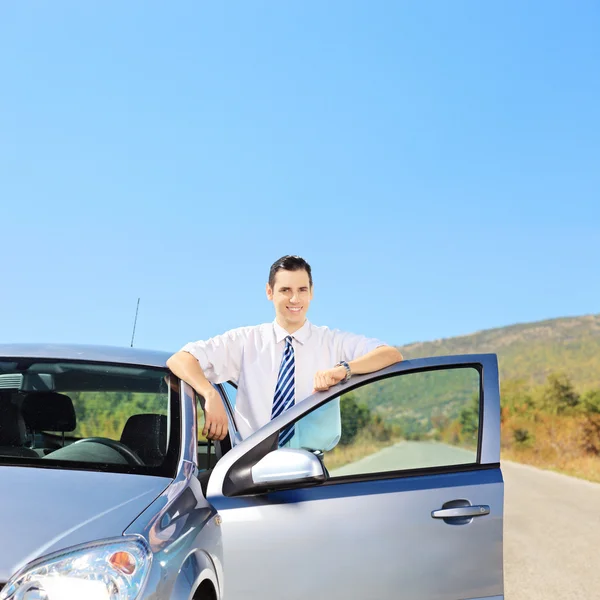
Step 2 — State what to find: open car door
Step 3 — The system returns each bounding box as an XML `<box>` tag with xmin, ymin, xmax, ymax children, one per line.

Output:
<box><xmin>207</xmin><ymin>354</ymin><xmax>504</xmax><ymax>600</ymax></box>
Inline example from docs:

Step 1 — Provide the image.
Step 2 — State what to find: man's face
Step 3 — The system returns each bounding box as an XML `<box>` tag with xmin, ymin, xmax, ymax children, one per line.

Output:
<box><xmin>266</xmin><ymin>269</ymin><xmax>313</xmax><ymax>330</ymax></box>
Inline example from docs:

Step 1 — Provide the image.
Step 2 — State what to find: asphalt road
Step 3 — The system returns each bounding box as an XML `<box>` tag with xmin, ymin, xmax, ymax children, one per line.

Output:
<box><xmin>331</xmin><ymin>442</ymin><xmax>600</xmax><ymax>599</ymax></box>
<box><xmin>502</xmin><ymin>459</ymin><xmax>600</xmax><ymax>599</ymax></box>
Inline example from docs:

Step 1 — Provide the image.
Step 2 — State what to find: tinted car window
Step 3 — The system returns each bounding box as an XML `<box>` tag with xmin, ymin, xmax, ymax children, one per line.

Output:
<box><xmin>0</xmin><ymin>360</ymin><xmax>179</xmax><ymax>477</ymax></box>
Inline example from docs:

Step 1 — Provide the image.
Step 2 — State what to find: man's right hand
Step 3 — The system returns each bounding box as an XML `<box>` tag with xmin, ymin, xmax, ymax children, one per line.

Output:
<box><xmin>166</xmin><ymin>351</ymin><xmax>229</xmax><ymax>442</ymax></box>
<box><xmin>202</xmin><ymin>387</ymin><xmax>229</xmax><ymax>441</ymax></box>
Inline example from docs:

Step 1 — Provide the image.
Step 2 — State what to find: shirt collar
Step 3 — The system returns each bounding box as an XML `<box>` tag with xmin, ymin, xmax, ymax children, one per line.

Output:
<box><xmin>273</xmin><ymin>319</ymin><xmax>311</xmax><ymax>345</ymax></box>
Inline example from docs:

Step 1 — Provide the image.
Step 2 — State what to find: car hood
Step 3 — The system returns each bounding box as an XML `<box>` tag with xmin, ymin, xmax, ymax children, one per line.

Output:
<box><xmin>0</xmin><ymin>465</ymin><xmax>172</xmax><ymax>582</ymax></box>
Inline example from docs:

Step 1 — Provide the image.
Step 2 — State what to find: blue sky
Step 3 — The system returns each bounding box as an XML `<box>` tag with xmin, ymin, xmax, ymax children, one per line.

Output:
<box><xmin>1</xmin><ymin>1</ymin><xmax>599</xmax><ymax>352</ymax></box>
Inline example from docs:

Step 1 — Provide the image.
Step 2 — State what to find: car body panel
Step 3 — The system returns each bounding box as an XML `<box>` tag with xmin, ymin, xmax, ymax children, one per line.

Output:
<box><xmin>0</xmin><ymin>466</ymin><xmax>171</xmax><ymax>581</ymax></box>
<box><xmin>0</xmin><ymin>343</ymin><xmax>171</xmax><ymax>369</ymax></box>
<box><xmin>125</xmin><ymin>460</ymin><xmax>224</xmax><ymax>600</ymax></box>
<box><xmin>211</xmin><ymin>470</ymin><xmax>503</xmax><ymax>600</ymax></box>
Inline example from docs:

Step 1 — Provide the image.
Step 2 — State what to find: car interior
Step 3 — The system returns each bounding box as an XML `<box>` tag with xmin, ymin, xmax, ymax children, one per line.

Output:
<box><xmin>0</xmin><ymin>361</ymin><xmax>175</xmax><ymax>474</ymax></box>
<box><xmin>0</xmin><ymin>390</ymin><xmax>170</xmax><ymax>466</ymax></box>
<box><xmin>0</xmin><ymin>360</ymin><xmax>242</xmax><ymax>482</ymax></box>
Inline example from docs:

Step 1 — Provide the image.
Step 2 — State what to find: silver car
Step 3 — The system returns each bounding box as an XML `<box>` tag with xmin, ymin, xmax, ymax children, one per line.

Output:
<box><xmin>0</xmin><ymin>344</ymin><xmax>504</xmax><ymax>600</ymax></box>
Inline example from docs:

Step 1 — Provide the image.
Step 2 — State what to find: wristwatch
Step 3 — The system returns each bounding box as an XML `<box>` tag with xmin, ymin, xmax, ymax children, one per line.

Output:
<box><xmin>335</xmin><ymin>360</ymin><xmax>352</xmax><ymax>384</ymax></box>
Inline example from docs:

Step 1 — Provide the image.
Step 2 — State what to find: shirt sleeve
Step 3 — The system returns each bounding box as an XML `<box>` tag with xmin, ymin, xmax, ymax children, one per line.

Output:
<box><xmin>336</xmin><ymin>330</ymin><xmax>388</xmax><ymax>363</ymax></box>
<box><xmin>179</xmin><ymin>326</ymin><xmax>251</xmax><ymax>384</ymax></box>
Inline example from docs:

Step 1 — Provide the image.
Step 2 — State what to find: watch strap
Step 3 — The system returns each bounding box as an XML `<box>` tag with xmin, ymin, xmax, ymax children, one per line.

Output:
<box><xmin>336</xmin><ymin>360</ymin><xmax>352</xmax><ymax>383</ymax></box>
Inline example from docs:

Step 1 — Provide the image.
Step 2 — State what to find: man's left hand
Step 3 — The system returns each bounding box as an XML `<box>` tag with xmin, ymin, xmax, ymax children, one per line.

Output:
<box><xmin>313</xmin><ymin>366</ymin><xmax>347</xmax><ymax>392</ymax></box>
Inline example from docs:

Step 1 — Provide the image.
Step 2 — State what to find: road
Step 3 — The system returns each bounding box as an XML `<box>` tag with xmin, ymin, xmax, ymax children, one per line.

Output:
<box><xmin>502</xmin><ymin>459</ymin><xmax>600</xmax><ymax>599</ymax></box>
<box><xmin>332</xmin><ymin>442</ymin><xmax>600</xmax><ymax>599</ymax></box>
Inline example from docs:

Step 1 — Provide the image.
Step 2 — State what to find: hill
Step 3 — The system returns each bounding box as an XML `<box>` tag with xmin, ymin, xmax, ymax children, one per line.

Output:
<box><xmin>346</xmin><ymin>314</ymin><xmax>600</xmax><ymax>438</ymax></box>
<box><xmin>397</xmin><ymin>314</ymin><xmax>600</xmax><ymax>392</ymax></box>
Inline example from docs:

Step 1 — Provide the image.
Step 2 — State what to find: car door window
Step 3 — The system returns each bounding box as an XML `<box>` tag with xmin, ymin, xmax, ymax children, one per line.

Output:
<box><xmin>222</xmin><ymin>381</ymin><xmax>237</xmax><ymax>409</ymax></box>
<box><xmin>288</xmin><ymin>366</ymin><xmax>481</xmax><ymax>478</ymax></box>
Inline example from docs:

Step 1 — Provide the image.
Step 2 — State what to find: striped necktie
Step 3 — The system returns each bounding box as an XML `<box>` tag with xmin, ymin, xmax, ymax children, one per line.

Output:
<box><xmin>271</xmin><ymin>335</ymin><xmax>295</xmax><ymax>446</ymax></box>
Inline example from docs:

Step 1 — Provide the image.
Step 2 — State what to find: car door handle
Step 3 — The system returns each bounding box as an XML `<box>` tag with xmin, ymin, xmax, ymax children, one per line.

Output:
<box><xmin>431</xmin><ymin>505</ymin><xmax>490</xmax><ymax>519</ymax></box>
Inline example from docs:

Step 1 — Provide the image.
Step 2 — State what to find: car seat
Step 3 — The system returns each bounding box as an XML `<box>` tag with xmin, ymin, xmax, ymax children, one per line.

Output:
<box><xmin>120</xmin><ymin>414</ymin><xmax>167</xmax><ymax>466</ymax></box>
<box><xmin>0</xmin><ymin>401</ymin><xmax>39</xmax><ymax>457</ymax></box>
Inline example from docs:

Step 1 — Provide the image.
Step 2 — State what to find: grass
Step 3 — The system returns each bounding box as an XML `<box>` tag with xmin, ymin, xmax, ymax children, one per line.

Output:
<box><xmin>501</xmin><ymin>447</ymin><xmax>600</xmax><ymax>482</ymax></box>
<box><xmin>499</xmin><ymin>412</ymin><xmax>600</xmax><ymax>483</ymax></box>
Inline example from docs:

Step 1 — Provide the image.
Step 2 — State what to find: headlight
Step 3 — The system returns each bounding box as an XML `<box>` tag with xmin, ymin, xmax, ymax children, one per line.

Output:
<box><xmin>0</xmin><ymin>537</ymin><xmax>152</xmax><ymax>600</ymax></box>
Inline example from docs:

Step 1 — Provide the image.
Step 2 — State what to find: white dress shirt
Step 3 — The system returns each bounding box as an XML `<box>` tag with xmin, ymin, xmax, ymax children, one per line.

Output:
<box><xmin>181</xmin><ymin>320</ymin><xmax>386</xmax><ymax>448</ymax></box>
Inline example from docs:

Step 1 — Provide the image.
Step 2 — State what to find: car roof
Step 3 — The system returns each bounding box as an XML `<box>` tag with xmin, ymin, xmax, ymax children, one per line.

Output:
<box><xmin>0</xmin><ymin>343</ymin><xmax>172</xmax><ymax>369</ymax></box>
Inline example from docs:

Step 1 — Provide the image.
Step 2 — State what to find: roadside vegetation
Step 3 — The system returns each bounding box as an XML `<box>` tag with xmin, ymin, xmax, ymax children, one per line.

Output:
<box><xmin>397</xmin><ymin>314</ymin><xmax>600</xmax><ymax>482</ymax></box>
<box><xmin>495</xmin><ymin>373</ymin><xmax>600</xmax><ymax>482</ymax></box>
<box><xmin>435</xmin><ymin>372</ymin><xmax>600</xmax><ymax>482</ymax></box>
<box><xmin>330</xmin><ymin>370</ymin><xmax>600</xmax><ymax>483</ymax></box>
<box><xmin>67</xmin><ymin>391</ymin><xmax>167</xmax><ymax>439</ymax></box>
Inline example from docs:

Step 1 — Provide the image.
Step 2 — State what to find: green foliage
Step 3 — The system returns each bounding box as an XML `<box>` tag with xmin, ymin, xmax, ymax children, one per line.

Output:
<box><xmin>538</xmin><ymin>373</ymin><xmax>580</xmax><ymax>415</ymax></box>
<box><xmin>351</xmin><ymin>367</ymin><xmax>480</xmax><ymax>435</ymax></box>
<box><xmin>339</xmin><ymin>393</ymin><xmax>370</xmax><ymax>445</ymax></box>
<box><xmin>583</xmin><ymin>389</ymin><xmax>600</xmax><ymax>413</ymax></box>
<box><xmin>339</xmin><ymin>392</ymin><xmax>396</xmax><ymax>445</ymax></box>
<box><xmin>389</xmin><ymin>314</ymin><xmax>600</xmax><ymax>459</ymax></box>
<box><xmin>459</xmin><ymin>395</ymin><xmax>479</xmax><ymax>436</ymax></box>
<box><xmin>500</xmin><ymin>379</ymin><xmax>536</xmax><ymax>415</ymax></box>
<box><xmin>68</xmin><ymin>391</ymin><xmax>167</xmax><ymax>439</ymax></box>
<box><xmin>366</xmin><ymin>413</ymin><xmax>393</xmax><ymax>442</ymax></box>
<box><xmin>581</xmin><ymin>390</ymin><xmax>600</xmax><ymax>455</ymax></box>
<box><xmin>513</xmin><ymin>428</ymin><xmax>532</xmax><ymax>445</ymax></box>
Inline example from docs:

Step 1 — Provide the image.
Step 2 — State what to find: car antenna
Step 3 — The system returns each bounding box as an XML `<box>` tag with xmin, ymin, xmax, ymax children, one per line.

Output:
<box><xmin>130</xmin><ymin>297</ymin><xmax>140</xmax><ymax>347</ymax></box>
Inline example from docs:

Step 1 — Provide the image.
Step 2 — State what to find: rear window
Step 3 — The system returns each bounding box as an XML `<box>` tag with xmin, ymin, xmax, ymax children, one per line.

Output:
<box><xmin>0</xmin><ymin>359</ymin><xmax>180</xmax><ymax>477</ymax></box>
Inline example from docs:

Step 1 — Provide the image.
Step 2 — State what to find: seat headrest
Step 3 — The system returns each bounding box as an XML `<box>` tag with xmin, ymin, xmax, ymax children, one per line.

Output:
<box><xmin>22</xmin><ymin>392</ymin><xmax>76</xmax><ymax>432</ymax></box>
<box><xmin>120</xmin><ymin>414</ymin><xmax>167</xmax><ymax>466</ymax></box>
<box><xmin>0</xmin><ymin>402</ymin><xmax>28</xmax><ymax>446</ymax></box>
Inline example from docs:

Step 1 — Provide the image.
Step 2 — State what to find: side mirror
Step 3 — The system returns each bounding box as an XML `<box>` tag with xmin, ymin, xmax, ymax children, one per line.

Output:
<box><xmin>251</xmin><ymin>448</ymin><xmax>326</xmax><ymax>488</ymax></box>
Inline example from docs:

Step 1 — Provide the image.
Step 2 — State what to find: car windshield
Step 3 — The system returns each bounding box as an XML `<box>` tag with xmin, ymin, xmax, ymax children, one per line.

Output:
<box><xmin>0</xmin><ymin>359</ymin><xmax>180</xmax><ymax>477</ymax></box>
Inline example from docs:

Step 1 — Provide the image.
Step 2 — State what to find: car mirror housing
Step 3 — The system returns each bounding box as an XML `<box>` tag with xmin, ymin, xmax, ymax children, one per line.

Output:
<box><xmin>223</xmin><ymin>447</ymin><xmax>327</xmax><ymax>496</ymax></box>
<box><xmin>251</xmin><ymin>448</ymin><xmax>326</xmax><ymax>487</ymax></box>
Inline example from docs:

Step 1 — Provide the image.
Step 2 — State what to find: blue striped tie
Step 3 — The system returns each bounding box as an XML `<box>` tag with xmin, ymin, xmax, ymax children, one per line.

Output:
<box><xmin>272</xmin><ymin>335</ymin><xmax>295</xmax><ymax>446</ymax></box>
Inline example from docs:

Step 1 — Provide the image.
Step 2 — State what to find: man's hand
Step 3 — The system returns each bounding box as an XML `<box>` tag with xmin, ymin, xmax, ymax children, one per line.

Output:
<box><xmin>202</xmin><ymin>387</ymin><xmax>229</xmax><ymax>441</ymax></box>
<box><xmin>166</xmin><ymin>351</ymin><xmax>230</xmax><ymax>442</ymax></box>
<box><xmin>313</xmin><ymin>366</ymin><xmax>347</xmax><ymax>392</ymax></box>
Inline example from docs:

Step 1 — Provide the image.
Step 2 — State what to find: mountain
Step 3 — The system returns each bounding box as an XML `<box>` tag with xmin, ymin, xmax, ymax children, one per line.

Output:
<box><xmin>347</xmin><ymin>314</ymin><xmax>600</xmax><ymax>437</ymax></box>
<box><xmin>397</xmin><ymin>314</ymin><xmax>600</xmax><ymax>392</ymax></box>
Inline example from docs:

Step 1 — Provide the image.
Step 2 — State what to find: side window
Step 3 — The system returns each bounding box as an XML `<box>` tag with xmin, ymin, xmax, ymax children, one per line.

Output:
<box><xmin>222</xmin><ymin>381</ymin><xmax>237</xmax><ymax>409</ymax></box>
<box><xmin>196</xmin><ymin>392</ymin><xmax>208</xmax><ymax>442</ymax></box>
<box><xmin>288</xmin><ymin>367</ymin><xmax>481</xmax><ymax>478</ymax></box>
<box><xmin>196</xmin><ymin>392</ymin><xmax>213</xmax><ymax>471</ymax></box>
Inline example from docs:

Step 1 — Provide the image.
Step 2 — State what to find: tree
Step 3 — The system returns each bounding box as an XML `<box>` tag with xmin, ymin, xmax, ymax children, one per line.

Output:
<box><xmin>539</xmin><ymin>372</ymin><xmax>580</xmax><ymax>415</ymax></box>
<box><xmin>581</xmin><ymin>389</ymin><xmax>600</xmax><ymax>455</ymax></box>
<box><xmin>500</xmin><ymin>378</ymin><xmax>535</xmax><ymax>421</ymax></box>
<box><xmin>339</xmin><ymin>393</ymin><xmax>371</xmax><ymax>445</ymax></box>
<box><xmin>459</xmin><ymin>394</ymin><xmax>479</xmax><ymax>437</ymax></box>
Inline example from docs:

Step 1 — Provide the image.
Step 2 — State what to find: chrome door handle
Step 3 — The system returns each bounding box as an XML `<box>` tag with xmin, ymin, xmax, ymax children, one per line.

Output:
<box><xmin>432</xmin><ymin>505</ymin><xmax>490</xmax><ymax>519</ymax></box>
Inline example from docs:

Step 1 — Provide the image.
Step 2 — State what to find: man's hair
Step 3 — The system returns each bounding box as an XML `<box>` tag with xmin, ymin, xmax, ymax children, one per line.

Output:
<box><xmin>268</xmin><ymin>255</ymin><xmax>313</xmax><ymax>289</ymax></box>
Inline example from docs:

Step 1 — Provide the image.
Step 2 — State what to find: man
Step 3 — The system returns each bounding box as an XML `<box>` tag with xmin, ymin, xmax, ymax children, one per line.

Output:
<box><xmin>166</xmin><ymin>255</ymin><xmax>403</xmax><ymax>446</ymax></box>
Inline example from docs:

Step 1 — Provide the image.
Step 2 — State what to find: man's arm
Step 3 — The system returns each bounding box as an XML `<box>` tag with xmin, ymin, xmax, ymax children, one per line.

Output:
<box><xmin>313</xmin><ymin>345</ymin><xmax>403</xmax><ymax>392</ymax></box>
<box><xmin>166</xmin><ymin>351</ymin><xmax>229</xmax><ymax>441</ymax></box>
